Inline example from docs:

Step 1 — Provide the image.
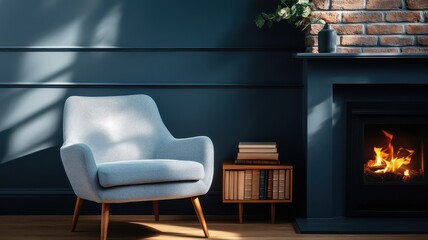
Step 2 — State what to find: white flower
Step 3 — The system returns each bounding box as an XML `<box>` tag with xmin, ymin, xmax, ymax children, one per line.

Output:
<box><xmin>278</xmin><ymin>8</ymin><xmax>287</xmax><ymax>17</ymax></box>
<box><xmin>278</xmin><ymin>7</ymin><xmax>291</xmax><ymax>19</ymax></box>
<box><xmin>302</xmin><ymin>5</ymin><xmax>311</xmax><ymax>17</ymax></box>
<box><xmin>297</xmin><ymin>0</ymin><xmax>309</xmax><ymax>4</ymax></box>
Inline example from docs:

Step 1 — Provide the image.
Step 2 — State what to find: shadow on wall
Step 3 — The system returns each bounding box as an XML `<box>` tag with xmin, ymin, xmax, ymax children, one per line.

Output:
<box><xmin>0</xmin><ymin>1</ymin><xmax>124</xmax><ymax>165</ymax></box>
<box><xmin>0</xmin><ymin>1</ymin><xmax>304</xmax><ymax>206</ymax></box>
<box><xmin>0</xmin><ymin>0</ymin><xmax>303</xmax><ymax>164</ymax></box>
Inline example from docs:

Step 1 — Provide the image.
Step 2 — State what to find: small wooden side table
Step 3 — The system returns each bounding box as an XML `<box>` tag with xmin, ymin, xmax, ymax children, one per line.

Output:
<box><xmin>222</xmin><ymin>162</ymin><xmax>293</xmax><ymax>223</ymax></box>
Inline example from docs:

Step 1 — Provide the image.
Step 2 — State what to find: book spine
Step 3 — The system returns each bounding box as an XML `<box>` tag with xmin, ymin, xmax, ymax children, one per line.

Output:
<box><xmin>237</xmin><ymin>153</ymin><xmax>279</xmax><ymax>160</ymax></box>
<box><xmin>239</xmin><ymin>148</ymin><xmax>278</xmax><ymax>153</ymax></box>
<box><xmin>234</xmin><ymin>159</ymin><xmax>280</xmax><ymax>165</ymax></box>
<box><xmin>267</xmin><ymin>170</ymin><xmax>273</xmax><ymax>200</ymax></box>
<box><xmin>244</xmin><ymin>170</ymin><xmax>252</xmax><ymax>200</ymax></box>
<box><xmin>238</xmin><ymin>171</ymin><xmax>245</xmax><ymax>200</ymax></box>
<box><xmin>238</xmin><ymin>142</ymin><xmax>276</xmax><ymax>149</ymax></box>
<box><xmin>233</xmin><ymin>171</ymin><xmax>238</xmax><ymax>200</ymax></box>
<box><xmin>278</xmin><ymin>170</ymin><xmax>285</xmax><ymax>200</ymax></box>
<box><xmin>259</xmin><ymin>170</ymin><xmax>267</xmax><ymax>200</ymax></box>
<box><xmin>251</xmin><ymin>170</ymin><xmax>260</xmax><ymax>200</ymax></box>
<box><xmin>273</xmin><ymin>169</ymin><xmax>279</xmax><ymax>200</ymax></box>
<box><xmin>235</xmin><ymin>159</ymin><xmax>280</xmax><ymax>165</ymax></box>
<box><xmin>230</xmin><ymin>171</ymin><xmax>235</xmax><ymax>200</ymax></box>
<box><xmin>285</xmin><ymin>169</ymin><xmax>291</xmax><ymax>200</ymax></box>
<box><xmin>224</xmin><ymin>170</ymin><xmax>230</xmax><ymax>200</ymax></box>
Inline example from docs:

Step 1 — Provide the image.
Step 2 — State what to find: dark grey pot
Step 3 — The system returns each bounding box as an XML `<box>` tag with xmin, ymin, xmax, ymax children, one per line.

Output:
<box><xmin>318</xmin><ymin>24</ymin><xmax>337</xmax><ymax>53</ymax></box>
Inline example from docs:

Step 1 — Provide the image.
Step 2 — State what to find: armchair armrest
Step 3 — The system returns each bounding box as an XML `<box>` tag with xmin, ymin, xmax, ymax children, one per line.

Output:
<box><xmin>157</xmin><ymin>136</ymin><xmax>214</xmax><ymax>187</ymax></box>
<box><xmin>60</xmin><ymin>143</ymin><xmax>102</xmax><ymax>202</ymax></box>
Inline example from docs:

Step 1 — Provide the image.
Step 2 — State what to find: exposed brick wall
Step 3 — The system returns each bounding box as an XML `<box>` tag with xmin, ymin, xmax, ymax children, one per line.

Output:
<box><xmin>307</xmin><ymin>0</ymin><xmax>428</xmax><ymax>53</ymax></box>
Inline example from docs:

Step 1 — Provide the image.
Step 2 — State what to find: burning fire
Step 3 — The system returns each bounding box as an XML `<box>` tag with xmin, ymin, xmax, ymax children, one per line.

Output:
<box><xmin>366</xmin><ymin>130</ymin><xmax>414</xmax><ymax>175</ymax></box>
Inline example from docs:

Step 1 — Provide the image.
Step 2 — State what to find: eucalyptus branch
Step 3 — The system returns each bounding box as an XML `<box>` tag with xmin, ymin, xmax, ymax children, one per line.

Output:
<box><xmin>255</xmin><ymin>0</ymin><xmax>325</xmax><ymax>30</ymax></box>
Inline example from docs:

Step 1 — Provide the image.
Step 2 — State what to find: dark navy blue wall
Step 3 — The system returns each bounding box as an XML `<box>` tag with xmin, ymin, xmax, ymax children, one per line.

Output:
<box><xmin>0</xmin><ymin>0</ymin><xmax>304</xmax><ymax>217</ymax></box>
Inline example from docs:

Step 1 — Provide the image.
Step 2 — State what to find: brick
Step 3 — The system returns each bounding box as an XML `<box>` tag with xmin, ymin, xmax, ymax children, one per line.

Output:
<box><xmin>312</xmin><ymin>11</ymin><xmax>342</xmax><ymax>23</ymax></box>
<box><xmin>363</xmin><ymin>47</ymin><xmax>401</xmax><ymax>53</ymax></box>
<box><xmin>331</xmin><ymin>24</ymin><xmax>364</xmax><ymax>34</ymax></box>
<box><xmin>306</xmin><ymin>35</ymin><xmax>318</xmax><ymax>46</ymax></box>
<box><xmin>407</xmin><ymin>0</ymin><xmax>428</xmax><ymax>10</ymax></box>
<box><xmin>418</xmin><ymin>36</ymin><xmax>428</xmax><ymax>45</ymax></box>
<box><xmin>366</xmin><ymin>0</ymin><xmax>402</xmax><ymax>10</ymax></box>
<box><xmin>379</xmin><ymin>36</ymin><xmax>415</xmax><ymax>46</ymax></box>
<box><xmin>402</xmin><ymin>47</ymin><xmax>428</xmax><ymax>53</ymax></box>
<box><xmin>342</xmin><ymin>12</ymin><xmax>383</xmax><ymax>23</ymax></box>
<box><xmin>367</xmin><ymin>24</ymin><xmax>405</xmax><ymax>34</ymax></box>
<box><xmin>407</xmin><ymin>24</ymin><xmax>428</xmax><ymax>34</ymax></box>
<box><xmin>341</xmin><ymin>35</ymin><xmax>378</xmax><ymax>46</ymax></box>
<box><xmin>336</xmin><ymin>47</ymin><xmax>363</xmax><ymax>53</ymax></box>
<box><xmin>385</xmin><ymin>11</ymin><xmax>422</xmax><ymax>22</ymax></box>
<box><xmin>312</xmin><ymin>0</ymin><xmax>330</xmax><ymax>10</ymax></box>
<box><xmin>425</xmin><ymin>11</ymin><xmax>428</xmax><ymax>22</ymax></box>
<box><xmin>331</xmin><ymin>0</ymin><xmax>364</xmax><ymax>10</ymax></box>
<box><xmin>306</xmin><ymin>24</ymin><xmax>324</xmax><ymax>35</ymax></box>
<box><xmin>306</xmin><ymin>47</ymin><xmax>319</xmax><ymax>53</ymax></box>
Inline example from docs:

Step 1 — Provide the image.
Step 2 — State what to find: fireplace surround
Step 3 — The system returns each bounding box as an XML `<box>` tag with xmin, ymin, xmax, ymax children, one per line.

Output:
<box><xmin>341</xmin><ymin>86</ymin><xmax>428</xmax><ymax>217</ymax></box>
<box><xmin>295</xmin><ymin>53</ymin><xmax>428</xmax><ymax>233</ymax></box>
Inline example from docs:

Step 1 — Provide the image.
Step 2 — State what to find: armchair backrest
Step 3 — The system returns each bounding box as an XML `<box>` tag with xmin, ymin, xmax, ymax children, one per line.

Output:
<box><xmin>63</xmin><ymin>94</ymin><xmax>173</xmax><ymax>164</ymax></box>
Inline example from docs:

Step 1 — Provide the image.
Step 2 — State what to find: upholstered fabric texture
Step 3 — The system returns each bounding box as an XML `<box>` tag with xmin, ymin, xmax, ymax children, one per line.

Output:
<box><xmin>60</xmin><ymin>94</ymin><xmax>214</xmax><ymax>203</ymax></box>
<box><xmin>97</xmin><ymin>159</ymin><xmax>204</xmax><ymax>188</ymax></box>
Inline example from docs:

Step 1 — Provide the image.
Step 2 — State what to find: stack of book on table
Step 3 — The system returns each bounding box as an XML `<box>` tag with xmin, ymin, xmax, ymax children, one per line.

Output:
<box><xmin>235</xmin><ymin>142</ymin><xmax>279</xmax><ymax>165</ymax></box>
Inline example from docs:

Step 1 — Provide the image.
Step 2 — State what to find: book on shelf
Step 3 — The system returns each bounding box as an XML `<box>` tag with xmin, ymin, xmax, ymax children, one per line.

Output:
<box><xmin>285</xmin><ymin>169</ymin><xmax>291</xmax><ymax>200</ymax></box>
<box><xmin>259</xmin><ymin>170</ymin><xmax>267</xmax><ymax>200</ymax></box>
<box><xmin>238</xmin><ymin>142</ymin><xmax>276</xmax><ymax>149</ymax></box>
<box><xmin>224</xmin><ymin>168</ymin><xmax>291</xmax><ymax>201</ymax></box>
<box><xmin>278</xmin><ymin>170</ymin><xmax>285</xmax><ymax>200</ymax></box>
<box><xmin>227</xmin><ymin>170</ymin><xmax>235</xmax><ymax>200</ymax></box>
<box><xmin>239</xmin><ymin>148</ymin><xmax>277</xmax><ymax>153</ymax></box>
<box><xmin>237</xmin><ymin>152</ymin><xmax>279</xmax><ymax>160</ymax></box>
<box><xmin>224</xmin><ymin>171</ymin><xmax>230</xmax><ymax>200</ymax></box>
<box><xmin>244</xmin><ymin>170</ymin><xmax>252</xmax><ymax>200</ymax></box>
<box><xmin>234</xmin><ymin>159</ymin><xmax>280</xmax><ymax>165</ymax></box>
<box><xmin>267</xmin><ymin>170</ymin><xmax>273</xmax><ymax>200</ymax></box>
<box><xmin>237</xmin><ymin>171</ymin><xmax>245</xmax><ymax>200</ymax></box>
<box><xmin>233</xmin><ymin>171</ymin><xmax>238</xmax><ymax>200</ymax></box>
<box><xmin>273</xmin><ymin>170</ymin><xmax>279</xmax><ymax>200</ymax></box>
<box><xmin>251</xmin><ymin>170</ymin><xmax>260</xmax><ymax>200</ymax></box>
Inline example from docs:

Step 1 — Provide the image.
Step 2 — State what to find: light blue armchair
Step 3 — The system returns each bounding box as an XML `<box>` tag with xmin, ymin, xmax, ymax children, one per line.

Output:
<box><xmin>60</xmin><ymin>94</ymin><xmax>214</xmax><ymax>240</ymax></box>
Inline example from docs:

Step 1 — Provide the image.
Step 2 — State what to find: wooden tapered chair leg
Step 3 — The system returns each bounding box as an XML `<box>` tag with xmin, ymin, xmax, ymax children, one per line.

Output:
<box><xmin>191</xmin><ymin>197</ymin><xmax>209</xmax><ymax>238</ymax></box>
<box><xmin>101</xmin><ymin>203</ymin><xmax>110</xmax><ymax>240</ymax></box>
<box><xmin>71</xmin><ymin>197</ymin><xmax>84</xmax><ymax>232</ymax></box>
<box><xmin>153</xmin><ymin>201</ymin><xmax>159</xmax><ymax>221</ymax></box>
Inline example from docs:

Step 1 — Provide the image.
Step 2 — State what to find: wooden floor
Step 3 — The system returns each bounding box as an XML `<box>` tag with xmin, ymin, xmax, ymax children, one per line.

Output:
<box><xmin>1</xmin><ymin>215</ymin><xmax>427</xmax><ymax>240</ymax></box>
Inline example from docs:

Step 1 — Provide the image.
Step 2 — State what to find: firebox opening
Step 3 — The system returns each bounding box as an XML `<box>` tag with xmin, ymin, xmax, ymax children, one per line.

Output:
<box><xmin>347</xmin><ymin>112</ymin><xmax>428</xmax><ymax>217</ymax></box>
<box><xmin>364</xmin><ymin>124</ymin><xmax>425</xmax><ymax>184</ymax></box>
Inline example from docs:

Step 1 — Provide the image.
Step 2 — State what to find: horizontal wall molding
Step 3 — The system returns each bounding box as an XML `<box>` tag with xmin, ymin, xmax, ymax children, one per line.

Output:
<box><xmin>0</xmin><ymin>82</ymin><xmax>303</xmax><ymax>89</ymax></box>
<box><xmin>0</xmin><ymin>46</ymin><xmax>299</xmax><ymax>53</ymax></box>
<box><xmin>0</xmin><ymin>49</ymin><xmax>302</xmax><ymax>86</ymax></box>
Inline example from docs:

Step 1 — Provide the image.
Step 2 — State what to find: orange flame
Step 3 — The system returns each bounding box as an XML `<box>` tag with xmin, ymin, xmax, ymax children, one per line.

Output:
<box><xmin>367</xmin><ymin>130</ymin><xmax>413</xmax><ymax>175</ymax></box>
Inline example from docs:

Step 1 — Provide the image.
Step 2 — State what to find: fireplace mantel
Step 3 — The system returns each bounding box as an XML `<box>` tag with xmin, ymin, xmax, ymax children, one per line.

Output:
<box><xmin>296</xmin><ymin>53</ymin><xmax>428</xmax><ymax>59</ymax></box>
<box><xmin>296</xmin><ymin>54</ymin><xmax>428</xmax><ymax>233</ymax></box>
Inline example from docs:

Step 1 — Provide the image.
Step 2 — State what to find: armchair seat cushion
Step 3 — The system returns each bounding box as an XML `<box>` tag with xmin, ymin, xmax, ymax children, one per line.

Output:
<box><xmin>97</xmin><ymin>159</ymin><xmax>204</xmax><ymax>188</ymax></box>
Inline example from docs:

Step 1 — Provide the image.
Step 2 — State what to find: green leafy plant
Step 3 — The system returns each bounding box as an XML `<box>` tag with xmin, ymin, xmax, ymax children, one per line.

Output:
<box><xmin>255</xmin><ymin>0</ymin><xmax>325</xmax><ymax>29</ymax></box>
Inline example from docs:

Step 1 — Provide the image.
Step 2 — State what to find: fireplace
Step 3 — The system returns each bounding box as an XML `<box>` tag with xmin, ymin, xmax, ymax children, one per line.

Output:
<box><xmin>346</xmin><ymin>100</ymin><xmax>428</xmax><ymax>217</ymax></box>
<box><xmin>296</xmin><ymin>53</ymin><xmax>428</xmax><ymax>233</ymax></box>
<box><xmin>364</xmin><ymin>128</ymin><xmax>423</xmax><ymax>184</ymax></box>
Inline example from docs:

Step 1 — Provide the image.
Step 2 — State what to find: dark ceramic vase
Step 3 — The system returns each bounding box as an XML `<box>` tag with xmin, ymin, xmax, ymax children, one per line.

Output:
<box><xmin>318</xmin><ymin>24</ymin><xmax>337</xmax><ymax>53</ymax></box>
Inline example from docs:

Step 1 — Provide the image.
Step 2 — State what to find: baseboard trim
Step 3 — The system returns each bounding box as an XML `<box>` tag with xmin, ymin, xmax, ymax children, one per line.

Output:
<box><xmin>0</xmin><ymin>188</ymin><xmax>74</xmax><ymax>195</ymax></box>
